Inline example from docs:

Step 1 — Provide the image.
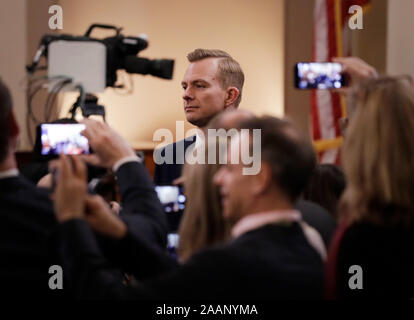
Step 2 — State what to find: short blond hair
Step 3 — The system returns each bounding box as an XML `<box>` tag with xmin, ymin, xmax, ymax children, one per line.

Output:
<box><xmin>341</xmin><ymin>76</ymin><xmax>414</xmax><ymax>226</ymax></box>
<box><xmin>187</xmin><ymin>49</ymin><xmax>244</xmax><ymax>107</ymax></box>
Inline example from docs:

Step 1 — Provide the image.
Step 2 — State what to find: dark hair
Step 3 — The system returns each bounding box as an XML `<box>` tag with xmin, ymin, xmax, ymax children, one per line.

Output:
<box><xmin>0</xmin><ymin>78</ymin><xmax>13</xmax><ymax>163</ymax></box>
<box><xmin>240</xmin><ymin>116</ymin><xmax>316</xmax><ymax>201</ymax></box>
<box><xmin>303</xmin><ymin>164</ymin><xmax>346</xmax><ymax>218</ymax></box>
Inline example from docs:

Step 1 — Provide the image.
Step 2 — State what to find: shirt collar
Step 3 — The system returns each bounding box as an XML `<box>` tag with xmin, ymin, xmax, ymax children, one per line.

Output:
<box><xmin>231</xmin><ymin>210</ymin><xmax>302</xmax><ymax>238</ymax></box>
<box><xmin>0</xmin><ymin>168</ymin><xmax>19</xmax><ymax>180</ymax></box>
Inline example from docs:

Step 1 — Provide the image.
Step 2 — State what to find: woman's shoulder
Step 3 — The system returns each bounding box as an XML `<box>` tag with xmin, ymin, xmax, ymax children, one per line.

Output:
<box><xmin>340</xmin><ymin>221</ymin><xmax>414</xmax><ymax>254</ymax></box>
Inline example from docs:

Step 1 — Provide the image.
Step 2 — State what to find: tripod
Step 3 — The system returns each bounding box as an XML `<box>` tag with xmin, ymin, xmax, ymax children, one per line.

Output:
<box><xmin>69</xmin><ymin>93</ymin><xmax>106</xmax><ymax>122</ymax></box>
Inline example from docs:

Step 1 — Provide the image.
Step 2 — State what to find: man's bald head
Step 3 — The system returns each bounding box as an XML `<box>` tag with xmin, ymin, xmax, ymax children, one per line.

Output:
<box><xmin>208</xmin><ymin>109</ymin><xmax>255</xmax><ymax>130</ymax></box>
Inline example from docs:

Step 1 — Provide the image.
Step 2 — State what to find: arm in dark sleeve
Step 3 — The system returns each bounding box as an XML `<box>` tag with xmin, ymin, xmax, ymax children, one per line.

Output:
<box><xmin>58</xmin><ymin>219</ymin><xmax>226</xmax><ymax>300</ymax></box>
<box><xmin>115</xmin><ymin>161</ymin><xmax>167</xmax><ymax>247</ymax></box>
<box><xmin>153</xmin><ymin>142</ymin><xmax>185</xmax><ymax>185</ymax></box>
<box><xmin>104</xmin><ymin>217</ymin><xmax>179</xmax><ymax>281</ymax></box>
<box><xmin>58</xmin><ymin>219</ymin><xmax>137</xmax><ymax>299</ymax></box>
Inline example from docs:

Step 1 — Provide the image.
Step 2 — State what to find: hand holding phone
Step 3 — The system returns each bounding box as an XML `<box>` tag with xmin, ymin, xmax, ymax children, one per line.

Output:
<box><xmin>332</xmin><ymin>57</ymin><xmax>378</xmax><ymax>82</ymax></box>
<box><xmin>80</xmin><ymin>119</ymin><xmax>137</xmax><ymax>169</ymax></box>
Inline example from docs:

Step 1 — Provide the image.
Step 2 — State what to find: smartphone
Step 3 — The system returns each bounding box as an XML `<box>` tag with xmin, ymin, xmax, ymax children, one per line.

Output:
<box><xmin>155</xmin><ymin>185</ymin><xmax>186</xmax><ymax>233</ymax></box>
<box><xmin>155</xmin><ymin>185</ymin><xmax>186</xmax><ymax>214</ymax></box>
<box><xmin>37</xmin><ymin>123</ymin><xmax>91</xmax><ymax>158</ymax></box>
<box><xmin>294</xmin><ymin>62</ymin><xmax>347</xmax><ymax>89</ymax></box>
<box><xmin>167</xmin><ymin>233</ymin><xmax>180</xmax><ymax>259</ymax></box>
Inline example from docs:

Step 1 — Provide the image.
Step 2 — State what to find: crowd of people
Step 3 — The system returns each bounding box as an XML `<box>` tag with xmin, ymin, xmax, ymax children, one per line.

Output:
<box><xmin>1</xmin><ymin>48</ymin><xmax>414</xmax><ymax>299</ymax></box>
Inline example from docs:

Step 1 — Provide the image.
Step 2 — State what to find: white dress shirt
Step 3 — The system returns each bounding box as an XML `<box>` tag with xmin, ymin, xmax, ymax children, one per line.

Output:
<box><xmin>0</xmin><ymin>168</ymin><xmax>19</xmax><ymax>180</ymax></box>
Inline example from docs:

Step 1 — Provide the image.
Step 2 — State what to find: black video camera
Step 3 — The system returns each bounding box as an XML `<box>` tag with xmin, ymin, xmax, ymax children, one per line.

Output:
<box><xmin>27</xmin><ymin>24</ymin><xmax>174</xmax><ymax>87</ymax></box>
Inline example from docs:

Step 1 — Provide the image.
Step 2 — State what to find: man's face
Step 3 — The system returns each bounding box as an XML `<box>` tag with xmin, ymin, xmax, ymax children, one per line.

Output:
<box><xmin>213</xmin><ymin>135</ymin><xmax>253</xmax><ymax>223</ymax></box>
<box><xmin>181</xmin><ymin>58</ymin><xmax>227</xmax><ymax>128</ymax></box>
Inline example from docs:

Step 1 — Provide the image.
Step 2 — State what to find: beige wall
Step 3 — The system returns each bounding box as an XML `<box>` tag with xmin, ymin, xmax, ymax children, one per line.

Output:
<box><xmin>352</xmin><ymin>0</ymin><xmax>387</xmax><ymax>74</ymax></box>
<box><xmin>284</xmin><ymin>0</ymin><xmax>388</xmax><ymax>139</ymax></box>
<box><xmin>0</xmin><ymin>0</ymin><xmax>28</xmax><ymax>150</ymax></box>
<box><xmin>3</xmin><ymin>0</ymin><xmax>393</xmax><ymax>152</ymax></box>
<box><xmin>387</xmin><ymin>0</ymin><xmax>414</xmax><ymax>76</ymax></box>
<box><xmin>0</xmin><ymin>0</ymin><xmax>60</xmax><ymax>151</ymax></box>
<box><xmin>57</xmin><ymin>0</ymin><xmax>285</xmax><ymax>149</ymax></box>
<box><xmin>284</xmin><ymin>0</ymin><xmax>314</xmax><ymax>138</ymax></box>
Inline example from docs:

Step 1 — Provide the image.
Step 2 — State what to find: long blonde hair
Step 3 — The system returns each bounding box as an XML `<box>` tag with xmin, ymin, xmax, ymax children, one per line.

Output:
<box><xmin>178</xmin><ymin>143</ymin><xmax>230</xmax><ymax>262</ymax></box>
<box><xmin>340</xmin><ymin>76</ymin><xmax>414</xmax><ymax>227</ymax></box>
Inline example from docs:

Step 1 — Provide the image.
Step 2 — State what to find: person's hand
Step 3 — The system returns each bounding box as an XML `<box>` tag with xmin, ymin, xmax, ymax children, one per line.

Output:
<box><xmin>332</xmin><ymin>57</ymin><xmax>378</xmax><ymax>95</ymax></box>
<box><xmin>80</xmin><ymin>119</ymin><xmax>136</xmax><ymax>169</ymax></box>
<box><xmin>37</xmin><ymin>173</ymin><xmax>53</xmax><ymax>189</ymax></box>
<box><xmin>109</xmin><ymin>201</ymin><xmax>121</xmax><ymax>215</ymax></box>
<box><xmin>333</xmin><ymin>56</ymin><xmax>378</xmax><ymax>81</ymax></box>
<box><xmin>51</xmin><ymin>155</ymin><xmax>88</xmax><ymax>223</ymax></box>
<box><xmin>84</xmin><ymin>195</ymin><xmax>127</xmax><ymax>239</ymax></box>
<box><xmin>172</xmin><ymin>176</ymin><xmax>185</xmax><ymax>186</ymax></box>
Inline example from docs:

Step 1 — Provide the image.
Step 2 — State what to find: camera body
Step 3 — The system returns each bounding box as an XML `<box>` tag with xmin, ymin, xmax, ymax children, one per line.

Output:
<box><xmin>30</xmin><ymin>24</ymin><xmax>174</xmax><ymax>91</ymax></box>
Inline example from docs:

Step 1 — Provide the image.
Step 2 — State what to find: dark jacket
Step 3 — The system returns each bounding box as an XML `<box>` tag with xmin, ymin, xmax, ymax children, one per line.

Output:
<box><xmin>326</xmin><ymin>221</ymin><xmax>414</xmax><ymax>299</ymax></box>
<box><xmin>0</xmin><ymin>161</ymin><xmax>167</xmax><ymax>298</ymax></box>
<box><xmin>57</xmin><ymin>218</ymin><xmax>324</xmax><ymax>300</ymax></box>
<box><xmin>295</xmin><ymin>200</ymin><xmax>337</xmax><ymax>248</ymax></box>
<box><xmin>0</xmin><ymin>175</ymin><xmax>61</xmax><ymax>298</ymax></box>
<box><xmin>153</xmin><ymin>136</ymin><xmax>196</xmax><ymax>185</ymax></box>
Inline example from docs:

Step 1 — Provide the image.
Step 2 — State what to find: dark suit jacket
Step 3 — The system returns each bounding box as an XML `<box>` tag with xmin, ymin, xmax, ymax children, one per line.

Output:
<box><xmin>295</xmin><ymin>200</ymin><xmax>337</xmax><ymax>248</ymax></box>
<box><xmin>153</xmin><ymin>136</ymin><xmax>196</xmax><ymax>185</ymax></box>
<box><xmin>326</xmin><ymin>222</ymin><xmax>414</xmax><ymax>299</ymax></box>
<box><xmin>57</xmin><ymin>219</ymin><xmax>324</xmax><ymax>300</ymax></box>
<box><xmin>0</xmin><ymin>162</ymin><xmax>167</xmax><ymax>298</ymax></box>
<box><xmin>0</xmin><ymin>175</ymin><xmax>62</xmax><ymax>298</ymax></box>
<box><xmin>115</xmin><ymin>161</ymin><xmax>167</xmax><ymax>248</ymax></box>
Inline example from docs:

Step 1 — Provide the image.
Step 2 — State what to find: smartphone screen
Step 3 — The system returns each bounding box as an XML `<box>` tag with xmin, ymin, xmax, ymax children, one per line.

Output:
<box><xmin>40</xmin><ymin>123</ymin><xmax>90</xmax><ymax>156</ymax></box>
<box><xmin>294</xmin><ymin>62</ymin><xmax>346</xmax><ymax>89</ymax></box>
<box><xmin>155</xmin><ymin>185</ymin><xmax>186</xmax><ymax>233</ymax></box>
<box><xmin>155</xmin><ymin>185</ymin><xmax>186</xmax><ymax>214</ymax></box>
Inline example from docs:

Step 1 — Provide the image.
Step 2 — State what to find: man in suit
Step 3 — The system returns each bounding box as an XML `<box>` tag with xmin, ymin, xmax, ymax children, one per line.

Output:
<box><xmin>0</xmin><ymin>79</ymin><xmax>167</xmax><ymax>298</ymax></box>
<box><xmin>52</xmin><ymin>115</ymin><xmax>324</xmax><ymax>299</ymax></box>
<box><xmin>154</xmin><ymin>48</ymin><xmax>245</xmax><ymax>185</ymax></box>
<box><xmin>209</xmin><ymin>109</ymin><xmax>337</xmax><ymax>248</ymax></box>
<box><xmin>0</xmin><ymin>78</ymin><xmax>63</xmax><ymax>297</ymax></box>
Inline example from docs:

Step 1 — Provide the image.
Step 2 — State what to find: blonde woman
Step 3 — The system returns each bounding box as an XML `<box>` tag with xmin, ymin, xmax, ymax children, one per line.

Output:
<box><xmin>178</xmin><ymin>154</ymin><xmax>230</xmax><ymax>262</ymax></box>
<box><xmin>326</xmin><ymin>76</ymin><xmax>414</xmax><ymax>298</ymax></box>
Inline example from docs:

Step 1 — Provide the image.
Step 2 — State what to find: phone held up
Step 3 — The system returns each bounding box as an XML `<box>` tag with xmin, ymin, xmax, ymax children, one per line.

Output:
<box><xmin>294</xmin><ymin>62</ymin><xmax>348</xmax><ymax>90</ymax></box>
<box><xmin>35</xmin><ymin>123</ymin><xmax>92</xmax><ymax>160</ymax></box>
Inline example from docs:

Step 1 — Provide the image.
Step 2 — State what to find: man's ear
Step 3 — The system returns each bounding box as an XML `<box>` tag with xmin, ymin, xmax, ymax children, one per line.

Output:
<box><xmin>224</xmin><ymin>87</ymin><xmax>240</xmax><ymax>108</ymax></box>
<box><xmin>251</xmin><ymin>161</ymin><xmax>272</xmax><ymax>196</ymax></box>
<box><xmin>8</xmin><ymin>111</ymin><xmax>20</xmax><ymax>138</ymax></box>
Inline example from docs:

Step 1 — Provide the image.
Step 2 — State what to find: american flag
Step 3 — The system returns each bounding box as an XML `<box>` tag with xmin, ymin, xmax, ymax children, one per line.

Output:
<box><xmin>312</xmin><ymin>0</ymin><xmax>370</xmax><ymax>164</ymax></box>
